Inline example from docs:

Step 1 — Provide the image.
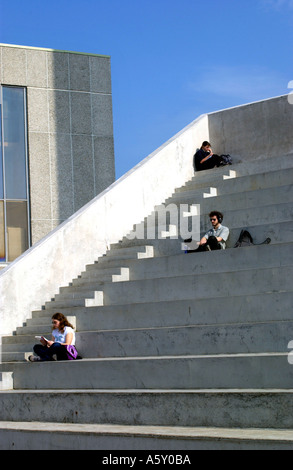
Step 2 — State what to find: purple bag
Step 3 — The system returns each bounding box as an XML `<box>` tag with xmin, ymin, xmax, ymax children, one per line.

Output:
<box><xmin>65</xmin><ymin>345</ymin><xmax>78</xmax><ymax>360</ymax></box>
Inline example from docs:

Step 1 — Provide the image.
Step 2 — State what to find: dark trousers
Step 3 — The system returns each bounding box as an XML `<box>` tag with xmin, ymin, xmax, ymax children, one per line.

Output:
<box><xmin>187</xmin><ymin>236</ymin><xmax>222</xmax><ymax>253</ymax></box>
<box><xmin>197</xmin><ymin>154</ymin><xmax>222</xmax><ymax>171</ymax></box>
<box><xmin>33</xmin><ymin>342</ymin><xmax>68</xmax><ymax>361</ymax></box>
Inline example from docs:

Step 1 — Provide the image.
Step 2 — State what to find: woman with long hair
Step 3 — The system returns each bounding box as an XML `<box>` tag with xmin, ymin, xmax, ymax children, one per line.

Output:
<box><xmin>28</xmin><ymin>312</ymin><xmax>77</xmax><ymax>362</ymax></box>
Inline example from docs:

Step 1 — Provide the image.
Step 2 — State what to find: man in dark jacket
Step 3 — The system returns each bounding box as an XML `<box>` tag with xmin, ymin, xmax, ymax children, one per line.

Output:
<box><xmin>193</xmin><ymin>141</ymin><xmax>223</xmax><ymax>171</ymax></box>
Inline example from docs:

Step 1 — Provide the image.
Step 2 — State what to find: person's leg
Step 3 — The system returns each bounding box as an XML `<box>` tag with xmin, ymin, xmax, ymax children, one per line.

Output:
<box><xmin>50</xmin><ymin>343</ymin><xmax>68</xmax><ymax>361</ymax></box>
<box><xmin>33</xmin><ymin>342</ymin><xmax>67</xmax><ymax>361</ymax></box>
<box><xmin>199</xmin><ymin>158</ymin><xmax>216</xmax><ymax>171</ymax></box>
<box><xmin>212</xmin><ymin>154</ymin><xmax>224</xmax><ymax>167</ymax></box>
<box><xmin>33</xmin><ymin>344</ymin><xmax>52</xmax><ymax>361</ymax></box>
<box><xmin>186</xmin><ymin>236</ymin><xmax>221</xmax><ymax>253</ymax></box>
<box><xmin>206</xmin><ymin>236</ymin><xmax>221</xmax><ymax>250</ymax></box>
<box><xmin>185</xmin><ymin>243</ymin><xmax>208</xmax><ymax>253</ymax></box>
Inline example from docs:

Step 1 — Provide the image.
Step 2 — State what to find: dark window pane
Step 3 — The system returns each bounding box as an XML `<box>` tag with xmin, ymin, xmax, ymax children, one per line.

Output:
<box><xmin>0</xmin><ymin>201</ymin><xmax>5</xmax><ymax>261</ymax></box>
<box><xmin>2</xmin><ymin>87</ymin><xmax>27</xmax><ymax>199</ymax></box>
<box><xmin>6</xmin><ymin>201</ymin><xmax>28</xmax><ymax>262</ymax></box>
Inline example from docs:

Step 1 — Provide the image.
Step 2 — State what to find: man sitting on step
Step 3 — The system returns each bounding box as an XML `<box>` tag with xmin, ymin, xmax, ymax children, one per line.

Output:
<box><xmin>185</xmin><ymin>211</ymin><xmax>230</xmax><ymax>253</ymax></box>
<box><xmin>193</xmin><ymin>141</ymin><xmax>223</xmax><ymax>172</ymax></box>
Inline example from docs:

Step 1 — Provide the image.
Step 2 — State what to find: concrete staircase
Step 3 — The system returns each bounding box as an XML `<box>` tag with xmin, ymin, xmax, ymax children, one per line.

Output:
<box><xmin>0</xmin><ymin>153</ymin><xmax>293</xmax><ymax>449</ymax></box>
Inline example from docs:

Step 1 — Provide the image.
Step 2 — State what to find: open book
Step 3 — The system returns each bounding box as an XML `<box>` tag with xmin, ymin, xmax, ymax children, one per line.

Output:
<box><xmin>35</xmin><ymin>336</ymin><xmax>49</xmax><ymax>343</ymax></box>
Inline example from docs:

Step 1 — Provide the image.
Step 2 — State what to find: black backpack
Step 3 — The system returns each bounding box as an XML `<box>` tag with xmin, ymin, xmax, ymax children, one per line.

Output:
<box><xmin>234</xmin><ymin>229</ymin><xmax>271</xmax><ymax>247</ymax></box>
<box><xmin>219</xmin><ymin>154</ymin><xmax>233</xmax><ymax>166</ymax></box>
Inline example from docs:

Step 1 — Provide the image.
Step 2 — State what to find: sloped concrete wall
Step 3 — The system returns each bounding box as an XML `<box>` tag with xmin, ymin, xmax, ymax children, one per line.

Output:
<box><xmin>208</xmin><ymin>95</ymin><xmax>293</xmax><ymax>162</ymax></box>
<box><xmin>0</xmin><ymin>114</ymin><xmax>209</xmax><ymax>335</ymax></box>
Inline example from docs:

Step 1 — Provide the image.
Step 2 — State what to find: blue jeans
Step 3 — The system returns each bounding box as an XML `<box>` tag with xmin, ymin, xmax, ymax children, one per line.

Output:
<box><xmin>33</xmin><ymin>342</ymin><xmax>68</xmax><ymax>361</ymax></box>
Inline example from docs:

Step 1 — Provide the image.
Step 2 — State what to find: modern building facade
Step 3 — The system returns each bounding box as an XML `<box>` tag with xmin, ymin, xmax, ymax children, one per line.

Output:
<box><xmin>0</xmin><ymin>43</ymin><xmax>115</xmax><ymax>268</ymax></box>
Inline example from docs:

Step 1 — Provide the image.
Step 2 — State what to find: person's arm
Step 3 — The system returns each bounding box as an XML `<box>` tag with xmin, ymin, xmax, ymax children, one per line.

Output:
<box><xmin>200</xmin><ymin>148</ymin><xmax>213</xmax><ymax>163</ymax></box>
<box><xmin>199</xmin><ymin>236</ymin><xmax>208</xmax><ymax>245</ymax></box>
<box><xmin>45</xmin><ymin>335</ymin><xmax>55</xmax><ymax>347</ymax></box>
<box><xmin>217</xmin><ymin>227</ymin><xmax>230</xmax><ymax>243</ymax></box>
<box><xmin>62</xmin><ymin>331</ymin><xmax>73</xmax><ymax>346</ymax></box>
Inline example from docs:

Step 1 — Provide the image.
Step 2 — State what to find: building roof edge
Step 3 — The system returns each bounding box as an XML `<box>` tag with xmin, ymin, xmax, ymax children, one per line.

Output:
<box><xmin>0</xmin><ymin>43</ymin><xmax>110</xmax><ymax>58</ymax></box>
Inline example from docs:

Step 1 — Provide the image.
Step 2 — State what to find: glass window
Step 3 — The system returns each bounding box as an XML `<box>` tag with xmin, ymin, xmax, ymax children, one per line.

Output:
<box><xmin>0</xmin><ymin>201</ymin><xmax>5</xmax><ymax>262</ymax></box>
<box><xmin>0</xmin><ymin>86</ymin><xmax>30</xmax><ymax>264</ymax></box>
<box><xmin>2</xmin><ymin>87</ymin><xmax>27</xmax><ymax>200</ymax></box>
<box><xmin>6</xmin><ymin>201</ymin><xmax>28</xmax><ymax>262</ymax></box>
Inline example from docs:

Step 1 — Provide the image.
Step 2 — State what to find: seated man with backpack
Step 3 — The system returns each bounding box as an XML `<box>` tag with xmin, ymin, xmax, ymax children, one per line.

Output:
<box><xmin>185</xmin><ymin>211</ymin><xmax>229</xmax><ymax>253</ymax></box>
<box><xmin>193</xmin><ymin>141</ymin><xmax>232</xmax><ymax>172</ymax></box>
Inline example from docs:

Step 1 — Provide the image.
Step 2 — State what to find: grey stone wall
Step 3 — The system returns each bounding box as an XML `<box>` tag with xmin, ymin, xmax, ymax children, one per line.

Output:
<box><xmin>208</xmin><ymin>95</ymin><xmax>293</xmax><ymax>162</ymax></box>
<box><xmin>0</xmin><ymin>44</ymin><xmax>115</xmax><ymax>244</ymax></box>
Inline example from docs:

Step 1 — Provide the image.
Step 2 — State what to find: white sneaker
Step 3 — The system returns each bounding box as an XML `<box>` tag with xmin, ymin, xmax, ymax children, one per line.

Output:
<box><xmin>28</xmin><ymin>355</ymin><xmax>41</xmax><ymax>362</ymax></box>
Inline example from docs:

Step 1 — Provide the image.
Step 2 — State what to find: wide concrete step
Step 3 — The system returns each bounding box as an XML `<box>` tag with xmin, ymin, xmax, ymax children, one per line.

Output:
<box><xmin>1</xmin><ymin>422</ymin><xmax>293</xmax><ymax>450</ymax></box>
<box><xmin>15</xmin><ymin>316</ymin><xmax>76</xmax><ymax>336</ymax></box>
<box><xmin>74</xmin><ymin>321</ymin><xmax>293</xmax><ymax>358</ymax></box>
<box><xmin>122</xmin><ymin>243</ymin><xmax>292</xmax><ymax>282</ymax></box>
<box><xmin>96</xmin><ymin>246</ymin><xmax>154</xmax><ymax>265</ymax></box>
<box><xmin>163</xmin><ymin>185</ymin><xmax>293</xmax><ymax>218</ymax></box>
<box><xmin>1</xmin><ymin>389</ymin><xmax>293</xmax><ymax>429</ymax></box>
<box><xmin>2</xmin><ymin>352</ymin><xmax>293</xmax><ymax>390</ymax></box>
<box><xmin>32</xmin><ymin>291</ymin><xmax>292</xmax><ymax>331</ymax></box>
<box><xmin>63</xmin><ymin>274</ymin><xmax>129</xmax><ymax>292</ymax></box>
<box><xmin>3</xmin><ymin>291</ymin><xmax>292</xmax><ymax>361</ymax></box>
<box><xmin>27</xmin><ymin>315</ymin><xmax>62</xmax><ymax>326</ymax></box>
<box><xmin>116</xmin><ymin>155</ymin><xmax>293</xmax><ymax>246</ymax></box>
<box><xmin>73</xmin><ymin>266</ymin><xmax>127</xmax><ymax>282</ymax></box>
<box><xmin>126</xmin><ymin>202</ymin><xmax>291</xmax><ymax>253</ymax></box>
<box><xmin>57</xmin><ymin>268</ymin><xmax>129</xmax><ymax>295</ymax></box>
<box><xmin>225</xmin><ymin>221</ymin><xmax>292</xmax><ymax>248</ymax></box>
<box><xmin>53</xmin><ymin>289</ymin><xmax>100</xmax><ymax>302</ymax></box>
<box><xmin>44</xmin><ymin>244</ymin><xmax>292</xmax><ymax>305</ymax></box>
<box><xmin>205</xmin><ymin>202</ymin><xmax>291</xmax><ymax>237</ymax></box>
<box><xmin>46</xmin><ymin>243</ymin><xmax>293</xmax><ymax>305</ymax></box>
<box><xmin>39</xmin><ymin>243</ymin><xmax>292</xmax><ymax>309</ymax></box>
<box><xmin>100</xmin><ymin>266</ymin><xmax>291</xmax><ymax>307</ymax></box>
<box><xmin>175</xmin><ymin>167</ymin><xmax>238</xmax><ymax>192</ymax></box>
<box><xmin>138</xmin><ymin>200</ymin><xmax>291</xmax><ymax>232</ymax></box>
<box><xmin>71</xmin><ymin>273</ymin><xmax>113</xmax><ymax>286</ymax></box>
<box><xmin>9</xmin><ymin>320</ymin><xmax>291</xmax><ymax>360</ymax></box>
<box><xmin>1</xmin><ymin>351</ymin><xmax>32</xmax><ymax>362</ymax></box>
<box><xmin>102</xmin><ymin>245</ymin><xmax>154</xmax><ymax>259</ymax></box>
<box><xmin>178</xmin><ymin>153</ymin><xmax>293</xmax><ymax>193</ymax></box>
<box><xmin>41</xmin><ymin>265</ymin><xmax>291</xmax><ymax>309</ymax></box>
<box><xmin>111</xmin><ymin>221</ymin><xmax>292</xmax><ymax>257</ymax></box>
<box><xmin>2</xmin><ymin>331</ymin><xmax>52</xmax><ymax>345</ymax></box>
<box><xmin>172</xmin><ymin>167</ymin><xmax>293</xmax><ymax>199</ymax></box>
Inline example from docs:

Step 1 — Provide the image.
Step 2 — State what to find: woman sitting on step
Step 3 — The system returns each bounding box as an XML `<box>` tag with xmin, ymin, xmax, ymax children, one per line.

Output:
<box><xmin>28</xmin><ymin>312</ymin><xmax>77</xmax><ymax>362</ymax></box>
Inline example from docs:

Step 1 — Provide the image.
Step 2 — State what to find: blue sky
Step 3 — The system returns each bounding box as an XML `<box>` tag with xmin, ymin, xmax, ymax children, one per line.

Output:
<box><xmin>0</xmin><ymin>0</ymin><xmax>292</xmax><ymax>178</ymax></box>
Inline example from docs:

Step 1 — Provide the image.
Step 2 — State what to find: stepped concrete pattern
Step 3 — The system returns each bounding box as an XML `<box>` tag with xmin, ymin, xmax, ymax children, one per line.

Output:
<box><xmin>0</xmin><ymin>150</ymin><xmax>293</xmax><ymax>449</ymax></box>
